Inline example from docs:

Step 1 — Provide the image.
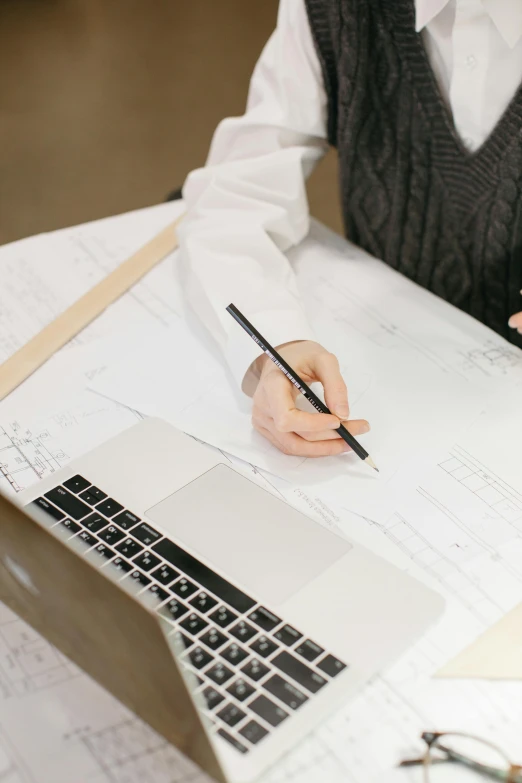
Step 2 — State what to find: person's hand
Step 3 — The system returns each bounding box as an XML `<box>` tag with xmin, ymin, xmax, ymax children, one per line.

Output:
<box><xmin>251</xmin><ymin>340</ymin><xmax>369</xmax><ymax>457</ymax></box>
<box><xmin>509</xmin><ymin>311</ymin><xmax>522</xmax><ymax>334</ymax></box>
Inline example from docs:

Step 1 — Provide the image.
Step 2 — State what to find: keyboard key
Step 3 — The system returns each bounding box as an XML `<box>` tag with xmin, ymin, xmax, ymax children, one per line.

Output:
<box><xmin>209</xmin><ymin>606</ymin><xmax>238</xmax><ymax>629</ymax></box>
<box><xmin>239</xmin><ymin>720</ymin><xmax>269</xmax><ymax>745</ymax></box>
<box><xmin>263</xmin><ymin>674</ymin><xmax>308</xmax><ymax>710</ymax></box>
<box><xmin>151</xmin><ymin>563</ymin><xmax>179</xmax><ymax>586</ymax></box>
<box><xmin>220</xmin><ymin>643</ymin><xmax>249</xmax><ymax>666</ymax></box>
<box><xmin>112</xmin><ymin>510</ymin><xmax>140</xmax><ymax>530</ymax></box>
<box><xmin>230</xmin><ymin>621</ymin><xmax>257</xmax><ymax>643</ymax></box>
<box><xmin>248</xmin><ymin>607</ymin><xmax>281</xmax><ymax>633</ymax></box>
<box><xmin>274</xmin><ymin>625</ymin><xmax>302</xmax><ymax>647</ymax></box>
<box><xmin>170</xmin><ymin>630</ymin><xmax>193</xmax><ymax>651</ymax></box>
<box><xmin>56</xmin><ymin>518</ymin><xmax>81</xmax><ymax>536</ymax></box>
<box><xmin>190</xmin><ymin>592</ymin><xmax>218</xmax><ymax>614</ymax></box>
<box><xmin>249</xmin><ymin>695</ymin><xmax>288</xmax><ymax>727</ymax></box>
<box><xmin>179</xmin><ymin>613</ymin><xmax>209</xmax><ymax>636</ymax></box>
<box><xmin>80</xmin><ymin>486</ymin><xmax>107</xmax><ymax>502</ymax></box>
<box><xmin>115</xmin><ymin>538</ymin><xmax>144</xmax><ymax>558</ymax></box>
<box><xmin>187</xmin><ymin>646</ymin><xmax>214</xmax><ymax>670</ymax></box>
<box><xmin>217</xmin><ymin>729</ymin><xmax>248</xmax><ymax>755</ymax></box>
<box><xmin>272</xmin><ymin>652</ymin><xmax>327</xmax><ymax>694</ymax></box>
<box><xmin>133</xmin><ymin>551</ymin><xmax>161</xmax><ymax>572</ymax></box>
<box><xmin>79</xmin><ymin>489</ymin><xmax>106</xmax><ymax>506</ymax></box>
<box><xmin>96</xmin><ymin>498</ymin><xmax>124</xmax><ymax>518</ymax></box>
<box><xmin>128</xmin><ymin>570</ymin><xmax>151</xmax><ymax>588</ymax></box>
<box><xmin>131</xmin><ymin>522</ymin><xmax>162</xmax><ymax>546</ymax></box>
<box><xmin>317</xmin><ymin>654</ymin><xmax>347</xmax><ymax>678</ymax></box>
<box><xmin>171</xmin><ymin>578</ymin><xmax>198</xmax><ymax>599</ymax></box>
<box><xmin>217</xmin><ymin>703</ymin><xmax>246</xmax><ymax>728</ymax></box>
<box><xmin>295</xmin><ymin>640</ymin><xmax>324</xmax><ymax>663</ymax></box>
<box><xmin>199</xmin><ymin>627</ymin><xmax>227</xmax><ymax>651</ymax></box>
<box><xmin>98</xmin><ymin>525</ymin><xmax>126</xmax><ymax>546</ymax></box>
<box><xmin>82</xmin><ymin>513</ymin><xmax>109</xmax><ymax>533</ymax></box>
<box><xmin>160</xmin><ymin>598</ymin><xmax>189</xmax><ymax>621</ymax></box>
<box><xmin>240</xmin><ymin>658</ymin><xmax>269</xmax><ymax>682</ymax></box>
<box><xmin>202</xmin><ymin>685</ymin><xmax>225</xmax><ymax>710</ymax></box>
<box><xmin>31</xmin><ymin>497</ymin><xmax>65</xmax><ymax>521</ymax></box>
<box><xmin>44</xmin><ymin>487</ymin><xmax>91</xmax><ymax>520</ymax></box>
<box><xmin>63</xmin><ymin>474</ymin><xmax>90</xmax><ymax>493</ymax></box>
<box><xmin>250</xmin><ymin>636</ymin><xmax>279</xmax><ymax>659</ymax></box>
<box><xmin>147</xmin><ymin>584</ymin><xmax>169</xmax><ymax>603</ymax></box>
<box><xmin>77</xmin><ymin>530</ymin><xmax>98</xmax><ymax>548</ymax></box>
<box><xmin>226</xmin><ymin>678</ymin><xmax>255</xmax><ymax>702</ymax></box>
<box><xmin>206</xmin><ymin>662</ymin><xmax>234</xmax><ymax>686</ymax></box>
<box><xmin>92</xmin><ymin>543</ymin><xmax>116</xmax><ymax>561</ymax></box>
<box><xmin>108</xmin><ymin>556</ymin><xmax>133</xmax><ymax>574</ymax></box>
<box><xmin>153</xmin><ymin>539</ymin><xmax>256</xmax><ymax>614</ymax></box>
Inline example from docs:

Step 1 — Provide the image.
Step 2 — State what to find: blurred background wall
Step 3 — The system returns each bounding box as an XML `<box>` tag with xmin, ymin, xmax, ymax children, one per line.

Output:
<box><xmin>0</xmin><ymin>0</ymin><xmax>342</xmax><ymax>245</ymax></box>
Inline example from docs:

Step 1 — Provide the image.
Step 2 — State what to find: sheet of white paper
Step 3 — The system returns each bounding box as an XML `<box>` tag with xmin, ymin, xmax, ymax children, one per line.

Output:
<box><xmin>0</xmin><ymin>201</ymin><xmax>183</xmax><ymax>364</ymax></box>
<box><xmin>0</xmin><ymin>339</ymin><xmax>147</xmax><ymax>498</ymax></box>
<box><xmin>294</xmin><ymin>222</ymin><xmax>522</xmax><ymax>391</ymax></box>
<box><xmin>89</xmin><ymin>310</ymin><xmax>486</xmax><ymax>520</ymax></box>
<box><xmin>1</xmin><ymin>205</ymin><xmax>522</xmax><ymax>783</ymax></box>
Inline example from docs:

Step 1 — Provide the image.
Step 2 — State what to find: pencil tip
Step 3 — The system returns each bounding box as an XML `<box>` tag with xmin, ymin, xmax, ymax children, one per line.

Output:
<box><xmin>365</xmin><ymin>457</ymin><xmax>379</xmax><ymax>473</ymax></box>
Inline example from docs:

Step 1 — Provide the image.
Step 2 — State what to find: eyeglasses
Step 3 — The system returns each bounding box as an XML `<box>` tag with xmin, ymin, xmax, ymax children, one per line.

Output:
<box><xmin>399</xmin><ymin>732</ymin><xmax>522</xmax><ymax>782</ymax></box>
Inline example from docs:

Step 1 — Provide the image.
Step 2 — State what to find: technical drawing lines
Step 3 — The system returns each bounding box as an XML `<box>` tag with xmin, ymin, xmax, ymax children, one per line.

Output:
<box><xmin>457</xmin><ymin>342</ymin><xmax>522</xmax><ymax>379</ymax></box>
<box><xmin>82</xmin><ymin>718</ymin><xmax>208</xmax><ymax>783</ymax></box>
<box><xmin>0</xmin><ymin>423</ymin><xmax>67</xmax><ymax>495</ymax></box>
<box><xmin>0</xmin><ymin>607</ymin><xmax>79</xmax><ymax>697</ymax></box>
<box><xmin>264</xmin><ymin>735</ymin><xmax>350</xmax><ymax>783</ymax></box>
<box><xmin>439</xmin><ymin>446</ymin><xmax>522</xmax><ymax>530</ymax></box>
<box><xmin>377</xmin><ymin>512</ymin><xmax>504</xmax><ymax>625</ymax></box>
<box><xmin>0</xmin><ymin>726</ymin><xmax>33</xmax><ymax>783</ymax></box>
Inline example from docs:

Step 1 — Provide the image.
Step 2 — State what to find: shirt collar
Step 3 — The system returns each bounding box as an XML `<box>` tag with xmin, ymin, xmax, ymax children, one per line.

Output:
<box><xmin>415</xmin><ymin>0</ymin><xmax>522</xmax><ymax>49</ymax></box>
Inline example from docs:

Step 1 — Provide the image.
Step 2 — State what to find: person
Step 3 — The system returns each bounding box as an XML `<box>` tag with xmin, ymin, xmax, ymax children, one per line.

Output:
<box><xmin>178</xmin><ymin>0</ymin><xmax>522</xmax><ymax>458</ymax></box>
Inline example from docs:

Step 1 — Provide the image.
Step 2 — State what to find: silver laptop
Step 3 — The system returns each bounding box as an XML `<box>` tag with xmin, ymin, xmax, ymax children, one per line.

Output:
<box><xmin>11</xmin><ymin>417</ymin><xmax>443</xmax><ymax>782</ymax></box>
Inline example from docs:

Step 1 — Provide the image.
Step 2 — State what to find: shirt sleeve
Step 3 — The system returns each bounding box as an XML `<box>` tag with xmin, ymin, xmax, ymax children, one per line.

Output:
<box><xmin>177</xmin><ymin>0</ymin><xmax>328</xmax><ymax>392</ymax></box>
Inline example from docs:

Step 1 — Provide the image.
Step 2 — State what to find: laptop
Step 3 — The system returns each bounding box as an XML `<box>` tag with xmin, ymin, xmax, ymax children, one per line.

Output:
<box><xmin>0</xmin><ymin>417</ymin><xmax>444</xmax><ymax>782</ymax></box>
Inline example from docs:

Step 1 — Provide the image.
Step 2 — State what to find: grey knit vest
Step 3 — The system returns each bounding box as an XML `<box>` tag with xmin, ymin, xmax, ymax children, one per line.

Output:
<box><xmin>304</xmin><ymin>0</ymin><xmax>522</xmax><ymax>347</ymax></box>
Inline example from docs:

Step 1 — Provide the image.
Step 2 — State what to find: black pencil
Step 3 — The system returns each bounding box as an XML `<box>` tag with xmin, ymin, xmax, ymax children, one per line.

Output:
<box><xmin>226</xmin><ymin>303</ymin><xmax>378</xmax><ymax>472</ymax></box>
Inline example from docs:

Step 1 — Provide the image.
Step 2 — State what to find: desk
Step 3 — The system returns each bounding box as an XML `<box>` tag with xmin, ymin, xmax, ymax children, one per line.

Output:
<box><xmin>0</xmin><ymin>203</ymin><xmax>521</xmax><ymax>783</ymax></box>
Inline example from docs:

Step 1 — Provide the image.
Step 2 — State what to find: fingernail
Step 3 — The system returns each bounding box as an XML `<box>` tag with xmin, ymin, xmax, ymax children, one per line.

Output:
<box><xmin>508</xmin><ymin>316</ymin><xmax>518</xmax><ymax>328</ymax></box>
<box><xmin>361</xmin><ymin>422</ymin><xmax>370</xmax><ymax>433</ymax></box>
<box><xmin>335</xmin><ymin>405</ymin><xmax>349</xmax><ymax>418</ymax></box>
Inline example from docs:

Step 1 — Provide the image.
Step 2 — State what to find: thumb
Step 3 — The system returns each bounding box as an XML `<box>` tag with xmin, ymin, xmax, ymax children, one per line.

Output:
<box><xmin>313</xmin><ymin>351</ymin><xmax>350</xmax><ymax>419</ymax></box>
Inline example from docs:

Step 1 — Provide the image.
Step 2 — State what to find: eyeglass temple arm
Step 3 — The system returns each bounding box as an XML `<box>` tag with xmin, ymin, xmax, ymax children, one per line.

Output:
<box><xmin>398</xmin><ymin>757</ymin><xmax>448</xmax><ymax>768</ymax></box>
<box><xmin>398</xmin><ymin>751</ymin><xmax>522</xmax><ymax>781</ymax></box>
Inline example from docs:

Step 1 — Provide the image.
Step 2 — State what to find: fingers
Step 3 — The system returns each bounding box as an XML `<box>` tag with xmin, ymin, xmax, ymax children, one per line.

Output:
<box><xmin>252</xmin><ymin>341</ymin><xmax>370</xmax><ymax>458</ymax></box>
<box><xmin>296</xmin><ymin>419</ymin><xmax>370</xmax><ymax>441</ymax></box>
<box><xmin>509</xmin><ymin>311</ymin><xmax>522</xmax><ymax>332</ymax></box>
<box><xmin>254</xmin><ymin>423</ymin><xmax>353</xmax><ymax>458</ymax></box>
<box><xmin>253</xmin><ymin>410</ymin><xmax>370</xmax><ymax>454</ymax></box>
<box><xmin>263</xmin><ymin>371</ymin><xmax>341</xmax><ymax>433</ymax></box>
<box><xmin>313</xmin><ymin>352</ymin><xmax>350</xmax><ymax>419</ymax></box>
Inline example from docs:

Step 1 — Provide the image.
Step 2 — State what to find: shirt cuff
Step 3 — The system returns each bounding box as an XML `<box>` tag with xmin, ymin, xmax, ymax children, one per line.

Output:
<box><xmin>225</xmin><ymin>308</ymin><xmax>316</xmax><ymax>395</ymax></box>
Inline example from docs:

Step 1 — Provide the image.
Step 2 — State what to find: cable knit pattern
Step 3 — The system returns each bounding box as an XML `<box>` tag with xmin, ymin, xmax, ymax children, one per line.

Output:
<box><xmin>304</xmin><ymin>0</ymin><xmax>522</xmax><ymax>345</ymax></box>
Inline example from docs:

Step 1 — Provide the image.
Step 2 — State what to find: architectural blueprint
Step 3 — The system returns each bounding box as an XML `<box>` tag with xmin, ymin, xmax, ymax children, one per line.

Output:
<box><xmin>0</xmin><ymin>202</ymin><xmax>183</xmax><ymax>366</ymax></box>
<box><xmin>0</xmin><ymin>204</ymin><xmax>521</xmax><ymax>782</ymax></box>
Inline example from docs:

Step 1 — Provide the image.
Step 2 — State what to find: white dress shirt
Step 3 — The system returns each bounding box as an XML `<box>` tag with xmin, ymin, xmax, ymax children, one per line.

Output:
<box><xmin>179</xmin><ymin>0</ymin><xmax>522</xmax><ymax>390</ymax></box>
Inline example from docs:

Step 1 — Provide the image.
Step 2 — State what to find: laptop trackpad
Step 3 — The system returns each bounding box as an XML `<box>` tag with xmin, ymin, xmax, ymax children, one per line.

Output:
<box><xmin>146</xmin><ymin>464</ymin><xmax>351</xmax><ymax>606</ymax></box>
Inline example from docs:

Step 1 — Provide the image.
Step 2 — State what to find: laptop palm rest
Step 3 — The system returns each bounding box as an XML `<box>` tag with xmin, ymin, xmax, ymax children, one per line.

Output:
<box><xmin>146</xmin><ymin>464</ymin><xmax>351</xmax><ymax>607</ymax></box>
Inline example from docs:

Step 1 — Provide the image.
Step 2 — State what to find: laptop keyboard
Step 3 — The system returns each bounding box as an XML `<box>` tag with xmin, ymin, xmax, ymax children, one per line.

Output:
<box><xmin>30</xmin><ymin>475</ymin><xmax>348</xmax><ymax>755</ymax></box>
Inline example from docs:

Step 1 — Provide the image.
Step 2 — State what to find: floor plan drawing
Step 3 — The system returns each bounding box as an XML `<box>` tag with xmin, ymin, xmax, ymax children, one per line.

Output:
<box><xmin>0</xmin><ymin>602</ymin><xmax>79</xmax><ymax>698</ymax></box>
<box><xmin>81</xmin><ymin>718</ymin><xmax>209</xmax><ymax>783</ymax></box>
<box><xmin>0</xmin><ymin>423</ymin><xmax>68</xmax><ymax>495</ymax></box>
